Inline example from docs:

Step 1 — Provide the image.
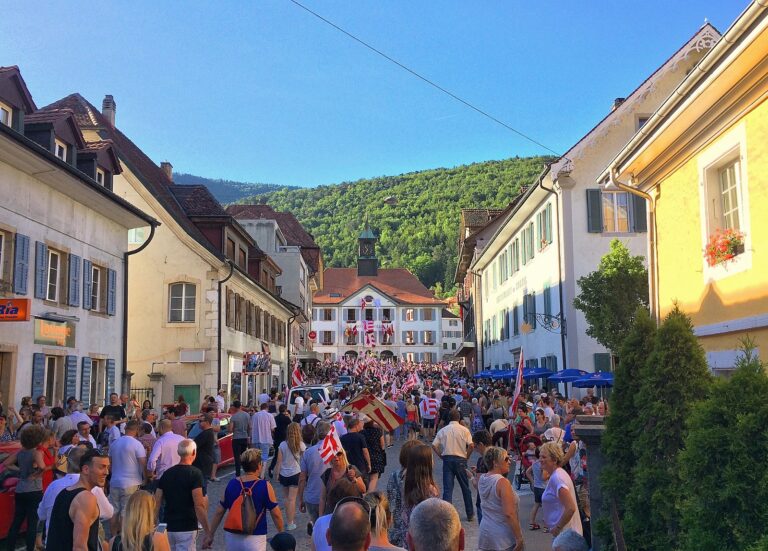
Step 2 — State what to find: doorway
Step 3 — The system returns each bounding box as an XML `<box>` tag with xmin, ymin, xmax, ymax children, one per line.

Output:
<box><xmin>0</xmin><ymin>352</ymin><xmax>12</xmax><ymax>410</ymax></box>
<box><xmin>174</xmin><ymin>385</ymin><xmax>200</xmax><ymax>415</ymax></box>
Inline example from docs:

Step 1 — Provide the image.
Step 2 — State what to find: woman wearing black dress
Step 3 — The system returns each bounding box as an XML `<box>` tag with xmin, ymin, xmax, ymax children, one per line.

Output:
<box><xmin>362</xmin><ymin>417</ymin><xmax>387</xmax><ymax>491</ymax></box>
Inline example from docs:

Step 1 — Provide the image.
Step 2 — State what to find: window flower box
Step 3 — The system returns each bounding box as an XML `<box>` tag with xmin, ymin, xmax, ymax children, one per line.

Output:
<box><xmin>705</xmin><ymin>228</ymin><xmax>745</xmax><ymax>267</ymax></box>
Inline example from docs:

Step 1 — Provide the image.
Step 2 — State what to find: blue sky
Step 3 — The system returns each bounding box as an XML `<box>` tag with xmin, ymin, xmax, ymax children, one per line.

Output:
<box><xmin>0</xmin><ymin>1</ymin><xmax>748</xmax><ymax>187</ymax></box>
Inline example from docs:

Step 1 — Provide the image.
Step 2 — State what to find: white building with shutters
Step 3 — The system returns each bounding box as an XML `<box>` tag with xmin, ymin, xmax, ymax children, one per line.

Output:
<box><xmin>470</xmin><ymin>24</ymin><xmax>721</xmax><ymax>379</ymax></box>
<box><xmin>312</xmin><ymin>227</ymin><xmax>448</xmax><ymax>363</ymax></box>
<box><xmin>0</xmin><ymin>66</ymin><xmax>156</xmax><ymax>409</ymax></box>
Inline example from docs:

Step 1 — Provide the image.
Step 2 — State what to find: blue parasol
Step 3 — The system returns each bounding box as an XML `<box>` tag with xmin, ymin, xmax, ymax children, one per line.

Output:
<box><xmin>522</xmin><ymin>367</ymin><xmax>553</xmax><ymax>379</ymax></box>
<box><xmin>547</xmin><ymin>369</ymin><xmax>588</xmax><ymax>383</ymax></box>
<box><xmin>572</xmin><ymin>371</ymin><xmax>614</xmax><ymax>388</ymax></box>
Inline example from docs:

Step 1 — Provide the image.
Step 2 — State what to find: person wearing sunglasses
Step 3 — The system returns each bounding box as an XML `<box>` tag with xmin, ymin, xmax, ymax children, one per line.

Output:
<box><xmin>326</xmin><ymin>495</ymin><xmax>372</xmax><ymax>551</ymax></box>
<box><xmin>477</xmin><ymin>447</ymin><xmax>524</xmax><ymax>551</ymax></box>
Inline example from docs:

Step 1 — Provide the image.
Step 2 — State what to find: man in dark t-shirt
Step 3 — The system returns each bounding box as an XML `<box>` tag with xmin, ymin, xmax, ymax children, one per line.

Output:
<box><xmin>156</xmin><ymin>439</ymin><xmax>211</xmax><ymax>549</ymax></box>
<box><xmin>193</xmin><ymin>414</ymin><xmax>216</xmax><ymax>490</ymax></box>
<box><xmin>270</xmin><ymin>404</ymin><xmax>292</xmax><ymax>477</ymax></box>
<box><xmin>340</xmin><ymin>418</ymin><xmax>370</xmax><ymax>476</ymax></box>
<box><xmin>99</xmin><ymin>393</ymin><xmax>126</xmax><ymax>432</ymax></box>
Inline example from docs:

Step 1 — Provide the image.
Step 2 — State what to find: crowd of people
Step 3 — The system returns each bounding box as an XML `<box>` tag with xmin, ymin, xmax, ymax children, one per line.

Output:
<box><xmin>0</xmin><ymin>362</ymin><xmax>601</xmax><ymax>551</ymax></box>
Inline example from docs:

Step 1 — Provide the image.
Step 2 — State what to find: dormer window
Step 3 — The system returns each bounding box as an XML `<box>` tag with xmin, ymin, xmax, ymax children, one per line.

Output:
<box><xmin>0</xmin><ymin>102</ymin><xmax>11</xmax><ymax>127</ymax></box>
<box><xmin>54</xmin><ymin>139</ymin><xmax>67</xmax><ymax>161</ymax></box>
<box><xmin>96</xmin><ymin>167</ymin><xmax>106</xmax><ymax>186</ymax></box>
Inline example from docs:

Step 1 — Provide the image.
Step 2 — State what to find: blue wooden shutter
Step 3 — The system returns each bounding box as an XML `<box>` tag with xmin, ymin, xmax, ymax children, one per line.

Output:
<box><xmin>64</xmin><ymin>355</ymin><xmax>78</xmax><ymax>400</ymax></box>
<box><xmin>106</xmin><ymin>268</ymin><xmax>117</xmax><ymax>316</ymax></box>
<box><xmin>34</xmin><ymin>241</ymin><xmax>48</xmax><ymax>299</ymax></box>
<box><xmin>544</xmin><ymin>286</ymin><xmax>552</xmax><ymax>317</ymax></box>
<box><xmin>631</xmin><ymin>194</ymin><xmax>648</xmax><ymax>232</ymax></box>
<box><xmin>513</xmin><ymin>305</ymin><xmax>519</xmax><ymax>335</ymax></box>
<box><xmin>82</xmin><ymin>259</ymin><xmax>92</xmax><ymax>310</ymax></box>
<box><xmin>586</xmin><ymin>189</ymin><xmax>603</xmax><ymax>233</ymax></box>
<box><xmin>13</xmin><ymin>233</ymin><xmax>30</xmax><ymax>295</ymax></box>
<box><xmin>32</xmin><ymin>353</ymin><xmax>45</xmax><ymax>398</ymax></box>
<box><xmin>68</xmin><ymin>254</ymin><xmax>81</xmax><ymax>306</ymax></box>
<box><xmin>105</xmin><ymin>359</ymin><xmax>116</xmax><ymax>399</ymax></box>
<box><xmin>80</xmin><ymin>357</ymin><xmax>92</xmax><ymax>404</ymax></box>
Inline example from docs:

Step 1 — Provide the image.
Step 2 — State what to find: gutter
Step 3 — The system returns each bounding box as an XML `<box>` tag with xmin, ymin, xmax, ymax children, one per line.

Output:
<box><xmin>539</xmin><ymin>166</ymin><xmax>568</xmax><ymax>370</ymax></box>
<box><xmin>217</xmin><ymin>261</ymin><xmax>235</xmax><ymax>390</ymax></box>
<box><xmin>123</xmin><ymin>223</ymin><xmax>159</xmax><ymax>390</ymax></box>
<box><xmin>286</xmin><ymin>311</ymin><xmax>299</xmax><ymax>389</ymax></box>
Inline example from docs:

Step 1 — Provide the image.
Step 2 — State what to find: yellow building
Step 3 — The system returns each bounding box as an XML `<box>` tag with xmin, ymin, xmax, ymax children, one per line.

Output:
<box><xmin>603</xmin><ymin>2</ymin><xmax>768</xmax><ymax>372</ymax></box>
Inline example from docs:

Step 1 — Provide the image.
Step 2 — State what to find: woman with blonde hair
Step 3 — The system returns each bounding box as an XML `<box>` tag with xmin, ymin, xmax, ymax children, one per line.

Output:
<box><xmin>105</xmin><ymin>490</ymin><xmax>170</xmax><ymax>550</ymax></box>
<box><xmin>477</xmin><ymin>446</ymin><xmax>524</xmax><ymax>551</ymax></box>
<box><xmin>274</xmin><ymin>422</ymin><xmax>305</xmax><ymax>531</ymax></box>
<box><xmin>364</xmin><ymin>491</ymin><xmax>406</xmax><ymax>551</ymax></box>
<box><xmin>540</xmin><ymin>441</ymin><xmax>582</xmax><ymax>537</ymax></box>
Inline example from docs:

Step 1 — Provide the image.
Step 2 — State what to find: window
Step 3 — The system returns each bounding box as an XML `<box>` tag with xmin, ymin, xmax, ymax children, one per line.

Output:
<box><xmin>169</xmin><ymin>283</ymin><xmax>196</xmax><ymax>322</ymax></box>
<box><xmin>602</xmin><ymin>192</ymin><xmax>631</xmax><ymax>233</ymax></box>
<box><xmin>128</xmin><ymin>227</ymin><xmax>147</xmax><ymax>245</ymax></box>
<box><xmin>382</xmin><ymin>308</ymin><xmax>391</xmax><ymax>322</ymax></box>
<box><xmin>226</xmin><ymin>238</ymin><xmax>236</xmax><ymax>260</ymax></box>
<box><xmin>90</xmin><ymin>265</ymin><xmax>101</xmax><ymax>311</ymax></box>
<box><xmin>0</xmin><ymin>103</ymin><xmax>11</xmax><ymax>127</ymax></box>
<box><xmin>522</xmin><ymin>294</ymin><xmax>537</xmax><ymax>330</ymax></box>
<box><xmin>512</xmin><ymin>239</ymin><xmax>520</xmax><ymax>272</ymax></box>
<box><xmin>537</xmin><ymin>204</ymin><xmax>553</xmax><ymax>250</ymax></box>
<box><xmin>718</xmin><ymin>161</ymin><xmax>741</xmax><ymax>231</ymax></box>
<box><xmin>405</xmin><ymin>309</ymin><xmax>415</xmax><ymax>321</ymax></box>
<box><xmin>382</xmin><ymin>331</ymin><xmax>393</xmax><ymax>345</ymax></box>
<box><xmin>452</xmin><ymin>342</ymin><xmax>457</xmax><ymax>350</ymax></box>
<box><xmin>238</xmin><ymin>248</ymin><xmax>247</xmax><ymax>269</ymax></box>
<box><xmin>423</xmin><ymin>331</ymin><xmax>434</xmax><ymax>345</ymax></box>
<box><xmin>89</xmin><ymin>359</ymin><xmax>105</xmax><ymax>408</ymax></box>
<box><xmin>46</xmin><ymin>249</ymin><xmax>60</xmax><ymax>302</ymax></box>
<box><xmin>323</xmin><ymin>308</ymin><xmax>333</xmax><ymax>321</ymax></box>
<box><xmin>45</xmin><ymin>356</ymin><xmax>64</xmax><ymax>405</ymax></box>
<box><xmin>96</xmin><ymin>168</ymin><xmax>106</xmax><ymax>186</ymax></box>
<box><xmin>522</xmin><ymin>224</ymin><xmax>535</xmax><ymax>264</ymax></box>
<box><xmin>346</xmin><ymin>330</ymin><xmax>357</xmax><ymax>345</ymax></box>
<box><xmin>422</xmin><ymin>308</ymin><xmax>434</xmax><ymax>321</ymax></box>
<box><xmin>322</xmin><ymin>331</ymin><xmax>334</xmax><ymax>345</ymax></box>
<box><xmin>346</xmin><ymin>309</ymin><xmax>357</xmax><ymax>322</ymax></box>
<box><xmin>54</xmin><ymin>139</ymin><xmax>67</xmax><ymax>161</ymax></box>
<box><xmin>405</xmin><ymin>331</ymin><xmax>415</xmax><ymax>345</ymax></box>
<box><xmin>637</xmin><ymin>116</ymin><xmax>649</xmax><ymax>130</ymax></box>
<box><xmin>449</xmin><ymin>320</ymin><xmax>458</xmax><ymax>327</ymax></box>
<box><xmin>365</xmin><ymin>308</ymin><xmax>374</xmax><ymax>321</ymax></box>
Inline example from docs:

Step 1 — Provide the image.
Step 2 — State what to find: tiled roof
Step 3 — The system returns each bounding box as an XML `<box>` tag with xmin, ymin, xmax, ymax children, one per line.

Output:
<box><xmin>461</xmin><ymin>209</ymin><xmax>505</xmax><ymax>230</ymax></box>
<box><xmin>171</xmin><ymin>185</ymin><xmax>229</xmax><ymax>217</ymax></box>
<box><xmin>442</xmin><ymin>308</ymin><xmax>459</xmax><ymax>319</ymax></box>
<box><xmin>227</xmin><ymin>204</ymin><xmax>322</xmax><ymax>273</ymax></box>
<box><xmin>0</xmin><ymin>66</ymin><xmax>37</xmax><ymax>112</ymax></box>
<box><xmin>38</xmin><ymin>94</ymin><xmax>224</xmax><ymax>260</ymax></box>
<box><xmin>82</xmin><ymin>139</ymin><xmax>115</xmax><ymax>152</ymax></box>
<box><xmin>314</xmin><ymin>268</ymin><xmax>445</xmax><ymax>305</ymax></box>
<box><xmin>25</xmin><ymin>108</ymin><xmax>76</xmax><ymax>124</ymax></box>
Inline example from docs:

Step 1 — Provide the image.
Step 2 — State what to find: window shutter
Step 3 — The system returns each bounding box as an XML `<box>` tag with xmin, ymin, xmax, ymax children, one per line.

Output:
<box><xmin>402</xmin><ymin>309</ymin><xmax>407</xmax><ymax>321</ymax></box>
<box><xmin>13</xmin><ymin>233</ymin><xmax>30</xmax><ymax>295</ymax></box>
<box><xmin>331</xmin><ymin>309</ymin><xmax>336</xmax><ymax>321</ymax></box>
<box><xmin>594</xmin><ymin>353</ymin><xmax>612</xmax><ymax>372</ymax></box>
<box><xmin>68</xmin><ymin>254</ymin><xmax>81</xmax><ymax>307</ymax></box>
<box><xmin>529</xmin><ymin>294</ymin><xmax>537</xmax><ymax>329</ymax></box>
<box><xmin>536</xmin><ymin>212</ymin><xmax>542</xmax><ymax>250</ymax></box>
<box><xmin>586</xmin><ymin>189</ymin><xmax>603</xmax><ymax>233</ymax></box>
<box><xmin>32</xmin><ymin>353</ymin><xmax>45</xmax><ymax>398</ymax></box>
<box><xmin>544</xmin><ymin>286</ymin><xmax>552</xmax><ymax>317</ymax></box>
<box><xmin>546</xmin><ymin>203</ymin><xmax>553</xmax><ymax>243</ymax></box>
<box><xmin>540</xmin><ymin>357</ymin><xmax>547</xmax><ymax>370</ymax></box>
<box><xmin>106</xmin><ymin>359</ymin><xmax>116</xmax><ymax>399</ymax></box>
<box><xmin>34</xmin><ymin>241</ymin><xmax>48</xmax><ymax>299</ymax></box>
<box><xmin>551</xmin><ymin>356</ymin><xmax>558</xmax><ymax>371</ymax></box>
<box><xmin>513</xmin><ymin>305</ymin><xmax>519</xmax><ymax>335</ymax></box>
<box><xmin>402</xmin><ymin>331</ymin><xmax>407</xmax><ymax>344</ymax></box>
<box><xmin>80</xmin><ymin>357</ymin><xmax>92</xmax><ymax>404</ymax></box>
<box><xmin>65</xmin><ymin>355</ymin><xmax>78</xmax><ymax>400</ymax></box>
<box><xmin>631</xmin><ymin>194</ymin><xmax>648</xmax><ymax>232</ymax></box>
<box><xmin>82</xmin><ymin>259</ymin><xmax>93</xmax><ymax>310</ymax></box>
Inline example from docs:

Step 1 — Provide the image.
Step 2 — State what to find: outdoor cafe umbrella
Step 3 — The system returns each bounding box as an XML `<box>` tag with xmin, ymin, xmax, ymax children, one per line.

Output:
<box><xmin>572</xmin><ymin>371</ymin><xmax>615</xmax><ymax>400</ymax></box>
<box><xmin>547</xmin><ymin>368</ymin><xmax>588</xmax><ymax>398</ymax></box>
<box><xmin>522</xmin><ymin>367</ymin><xmax>553</xmax><ymax>379</ymax></box>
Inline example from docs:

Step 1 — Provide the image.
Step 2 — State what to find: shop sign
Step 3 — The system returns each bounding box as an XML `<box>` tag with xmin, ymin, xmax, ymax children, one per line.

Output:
<box><xmin>34</xmin><ymin>318</ymin><xmax>76</xmax><ymax>347</ymax></box>
<box><xmin>308</xmin><ymin>330</ymin><xmax>317</xmax><ymax>340</ymax></box>
<box><xmin>0</xmin><ymin>299</ymin><xmax>30</xmax><ymax>321</ymax></box>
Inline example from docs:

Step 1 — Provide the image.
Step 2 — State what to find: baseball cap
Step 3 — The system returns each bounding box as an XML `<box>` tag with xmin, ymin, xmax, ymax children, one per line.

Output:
<box><xmin>269</xmin><ymin>532</ymin><xmax>296</xmax><ymax>551</ymax></box>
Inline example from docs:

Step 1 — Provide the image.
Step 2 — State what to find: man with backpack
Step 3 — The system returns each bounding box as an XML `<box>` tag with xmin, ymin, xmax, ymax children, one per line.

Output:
<box><xmin>155</xmin><ymin>439</ymin><xmax>211</xmax><ymax>551</ymax></box>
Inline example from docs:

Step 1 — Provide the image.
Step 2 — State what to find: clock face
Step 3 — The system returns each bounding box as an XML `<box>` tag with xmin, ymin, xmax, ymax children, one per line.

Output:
<box><xmin>361</xmin><ymin>242</ymin><xmax>374</xmax><ymax>256</ymax></box>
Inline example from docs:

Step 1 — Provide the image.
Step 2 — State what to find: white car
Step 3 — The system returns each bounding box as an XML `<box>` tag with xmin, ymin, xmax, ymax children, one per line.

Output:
<box><xmin>288</xmin><ymin>384</ymin><xmax>334</xmax><ymax>408</ymax></box>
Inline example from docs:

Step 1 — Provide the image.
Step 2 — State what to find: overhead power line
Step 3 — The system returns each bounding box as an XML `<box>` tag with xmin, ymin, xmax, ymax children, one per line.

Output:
<box><xmin>287</xmin><ymin>0</ymin><xmax>563</xmax><ymax>157</ymax></box>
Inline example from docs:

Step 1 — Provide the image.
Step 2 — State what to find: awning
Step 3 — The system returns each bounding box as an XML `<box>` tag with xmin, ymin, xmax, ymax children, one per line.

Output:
<box><xmin>454</xmin><ymin>342</ymin><xmax>476</xmax><ymax>358</ymax></box>
<box><xmin>297</xmin><ymin>351</ymin><xmax>320</xmax><ymax>361</ymax></box>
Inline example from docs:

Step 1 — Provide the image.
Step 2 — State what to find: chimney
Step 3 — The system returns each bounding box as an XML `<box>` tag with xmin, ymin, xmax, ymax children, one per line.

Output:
<box><xmin>612</xmin><ymin>97</ymin><xmax>626</xmax><ymax>111</ymax></box>
<box><xmin>160</xmin><ymin>161</ymin><xmax>173</xmax><ymax>181</ymax></box>
<box><xmin>102</xmin><ymin>95</ymin><xmax>116</xmax><ymax>126</ymax></box>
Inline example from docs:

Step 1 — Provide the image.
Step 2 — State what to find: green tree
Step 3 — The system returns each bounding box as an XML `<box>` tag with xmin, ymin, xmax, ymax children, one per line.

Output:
<box><xmin>601</xmin><ymin>307</ymin><xmax>656</xmax><ymax>514</ymax></box>
<box><xmin>623</xmin><ymin>306</ymin><xmax>711</xmax><ymax>550</ymax></box>
<box><xmin>573</xmin><ymin>239</ymin><xmax>649</xmax><ymax>354</ymax></box>
<box><xmin>679</xmin><ymin>338</ymin><xmax>768</xmax><ymax>551</ymax></box>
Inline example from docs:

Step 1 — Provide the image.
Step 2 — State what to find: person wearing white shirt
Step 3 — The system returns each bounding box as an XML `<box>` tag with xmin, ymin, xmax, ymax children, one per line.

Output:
<box><xmin>215</xmin><ymin>390</ymin><xmax>226</xmax><ymax>413</ymax></box>
<box><xmin>107</xmin><ymin>420</ymin><xmax>147</xmax><ymax>535</ymax></box>
<box><xmin>292</xmin><ymin>395</ymin><xmax>305</xmax><ymax>422</ymax></box>
<box><xmin>258</xmin><ymin>392</ymin><xmax>271</xmax><ymax>406</ymax></box>
<box><xmin>37</xmin><ymin>445</ymin><xmax>113</xmax><ymax>541</ymax></box>
<box><xmin>301</xmin><ymin>403</ymin><xmax>320</xmax><ymax>428</ymax></box>
<box><xmin>69</xmin><ymin>406</ymin><xmax>92</xmax><ymax>428</ymax></box>
<box><xmin>251</xmin><ymin>403</ymin><xmax>277</xmax><ymax>479</ymax></box>
<box><xmin>75</xmin><ymin>421</ymin><xmax>97</xmax><ymax>449</ymax></box>
<box><xmin>147</xmin><ymin>419</ymin><xmax>184</xmax><ymax>480</ymax></box>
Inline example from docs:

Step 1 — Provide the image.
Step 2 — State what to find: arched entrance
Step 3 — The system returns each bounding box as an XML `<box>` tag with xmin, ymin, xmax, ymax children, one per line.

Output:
<box><xmin>344</xmin><ymin>350</ymin><xmax>358</xmax><ymax>360</ymax></box>
<box><xmin>380</xmin><ymin>350</ymin><xmax>394</xmax><ymax>361</ymax></box>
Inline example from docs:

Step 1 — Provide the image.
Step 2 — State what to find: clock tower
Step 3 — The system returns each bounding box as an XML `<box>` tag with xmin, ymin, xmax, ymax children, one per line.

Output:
<box><xmin>357</xmin><ymin>224</ymin><xmax>378</xmax><ymax>277</ymax></box>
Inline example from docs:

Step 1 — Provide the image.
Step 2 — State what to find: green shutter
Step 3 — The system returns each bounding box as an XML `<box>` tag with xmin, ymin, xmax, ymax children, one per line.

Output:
<box><xmin>587</xmin><ymin>189</ymin><xmax>603</xmax><ymax>233</ymax></box>
<box><xmin>32</xmin><ymin>353</ymin><xmax>45</xmax><ymax>398</ymax></box>
<box><xmin>631</xmin><ymin>194</ymin><xmax>648</xmax><ymax>232</ymax></box>
<box><xmin>546</xmin><ymin>203</ymin><xmax>553</xmax><ymax>243</ymax></box>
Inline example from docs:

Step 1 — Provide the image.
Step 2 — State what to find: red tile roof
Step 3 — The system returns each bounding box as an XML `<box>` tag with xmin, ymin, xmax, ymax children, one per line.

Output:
<box><xmin>170</xmin><ymin>185</ymin><xmax>229</xmax><ymax>217</ymax></box>
<box><xmin>227</xmin><ymin>204</ymin><xmax>322</xmax><ymax>274</ymax></box>
<box><xmin>315</xmin><ymin>268</ymin><xmax>445</xmax><ymax>305</ymax></box>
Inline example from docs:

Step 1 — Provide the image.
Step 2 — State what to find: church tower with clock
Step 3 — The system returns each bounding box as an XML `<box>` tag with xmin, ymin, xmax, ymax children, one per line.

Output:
<box><xmin>357</xmin><ymin>224</ymin><xmax>378</xmax><ymax>276</ymax></box>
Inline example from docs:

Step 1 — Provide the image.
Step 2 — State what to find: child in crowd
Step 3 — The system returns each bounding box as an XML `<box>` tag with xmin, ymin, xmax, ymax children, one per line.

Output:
<box><xmin>526</xmin><ymin>447</ymin><xmax>548</xmax><ymax>531</ymax></box>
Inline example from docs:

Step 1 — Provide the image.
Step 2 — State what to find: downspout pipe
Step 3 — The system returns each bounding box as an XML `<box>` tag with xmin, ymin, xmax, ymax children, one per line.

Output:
<box><xmin>539</xmin><ymin>170</ymin><xmax>568</xmax><ymax>370</ymax></box>
<box><xmin>217</xmin><ymin>260</ymin><xmax>235</xmax><ymax>391</ymax></box>
<box><xmin>607</xmin><ymin>170</ymin><xmax>659</xmax><ymax>321</ymax></box>
<box><xmin>286</xmin><ymin>312</ymin><xmax>298</xmax><ymax>389</ymax></box>
<box><xmin>123</xmin><ymin>223</ymin><xmax>158</xmax><ymax>392</ymax></box>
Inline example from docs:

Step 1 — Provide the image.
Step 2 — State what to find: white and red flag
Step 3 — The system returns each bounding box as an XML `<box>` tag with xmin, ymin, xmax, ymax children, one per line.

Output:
<box><xmin>291</xmin><ymin>364</ymin><xmax>304</xmax><ymax>388</ymax></box>
<box><xmin>320</xmin><ymin>423</ymin><xmax>343</xmax><ymax>463</ymax></box>
<box><xmin>511</xmin><ymin>350</ymin><xmax>524</xmax><ymax>412</ymax></box>
<box><xmin>441</xmin><ymin>369</ymin><xmax>450</xmax><ymax>388</ymax></box>
<box><xmin>342</xmin><ymin>391</ymin><xmax>404</xmax><ymax>432</ymax></box>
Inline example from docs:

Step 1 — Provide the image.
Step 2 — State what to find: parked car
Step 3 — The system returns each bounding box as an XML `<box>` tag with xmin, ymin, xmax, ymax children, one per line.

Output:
<box><xmin>288</xmin><ymin>384</ymin><xmax>334</xmax><ymax>407</ymax></box>
<box><xmin>334</xmin><ymin>375</ymin><xmax>354</xmax><ymax>391</ymax></box>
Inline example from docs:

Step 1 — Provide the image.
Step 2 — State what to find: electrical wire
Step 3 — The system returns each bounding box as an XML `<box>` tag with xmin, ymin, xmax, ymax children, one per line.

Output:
<box><xmin>287</xmin><ymin>0</ymin><xmax>563</xmax><ymax>157</ymax></box>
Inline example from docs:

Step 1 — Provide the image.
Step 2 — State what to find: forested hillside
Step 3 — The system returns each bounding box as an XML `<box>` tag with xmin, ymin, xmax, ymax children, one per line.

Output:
<box><xmin>238</xmin><ymin>156</ymin><xmax>552</xmax><ymax>294</ymax></box>
<box><xmin>173</xmin><ymin>172</ymin><xmax>297</xmax><ymax>204</ymax></box>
